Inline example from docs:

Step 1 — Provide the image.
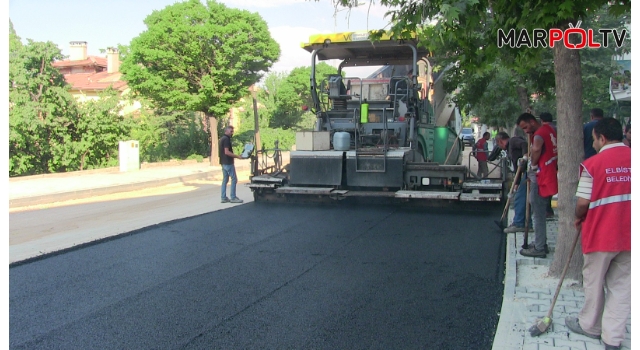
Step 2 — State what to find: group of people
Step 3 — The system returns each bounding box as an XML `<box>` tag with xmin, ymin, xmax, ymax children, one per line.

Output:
<box><xmin>496</xmin><ymin>110</ymin><xmax>630</xmax><ymax>350</ymax></box>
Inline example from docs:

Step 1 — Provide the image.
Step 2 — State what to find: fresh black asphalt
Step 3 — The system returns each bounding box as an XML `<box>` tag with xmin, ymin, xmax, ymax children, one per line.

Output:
<box><xmin>10</xmin><ymin>202</ymin><xmax>505</xmax><ymax>349</ymax></box>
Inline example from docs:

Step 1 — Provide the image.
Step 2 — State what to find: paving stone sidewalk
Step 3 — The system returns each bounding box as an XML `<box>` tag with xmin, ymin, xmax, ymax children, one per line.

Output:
<box><xmin>493</xmin><ymin>209</ymin><xmax>631</xmax><ymax>350</ymax></box>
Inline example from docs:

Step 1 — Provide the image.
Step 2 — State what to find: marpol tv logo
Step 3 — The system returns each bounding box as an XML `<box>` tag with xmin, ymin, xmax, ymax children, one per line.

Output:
<box><xmin>497</xmin><ymin>21</ymin><xmax>628</xmax><ymax>49</ymax></box>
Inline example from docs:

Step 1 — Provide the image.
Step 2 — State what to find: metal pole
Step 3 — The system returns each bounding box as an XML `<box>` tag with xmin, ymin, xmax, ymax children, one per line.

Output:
<box><xmin>209</xmin><ymin>116</ymin><xmax>218</xmax><ymax>166</ymax></box>
<box><xmin>251</xmin><ymin>86</ymin><xmax>261</xmax><ymax>151</ymax></box>
<box><xmin>250</xmin><ymin>85</ymin><xmax>261</xmax><ymax>176</ymax></box>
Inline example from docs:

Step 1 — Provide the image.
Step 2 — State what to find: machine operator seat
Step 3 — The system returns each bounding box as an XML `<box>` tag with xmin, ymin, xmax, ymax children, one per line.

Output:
<box><xmin>327</xmin><ymin>74</ymin><xmax>351</xmax><ymax>100</ymax></box>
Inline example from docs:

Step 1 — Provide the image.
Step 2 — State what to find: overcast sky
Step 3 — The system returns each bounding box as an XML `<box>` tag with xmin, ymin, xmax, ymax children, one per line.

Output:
<box><xmin>9</xmin><ymin>0</ymin><xmax>394</xmax><ymax>77</ymax></box>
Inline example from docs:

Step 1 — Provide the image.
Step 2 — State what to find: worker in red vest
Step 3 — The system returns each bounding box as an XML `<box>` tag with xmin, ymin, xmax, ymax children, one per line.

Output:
<box><xmin>516</xmin><ymin>113</ymin><xmax>558</xmax><ymax>257</ymax></box>
<box><xmin>565</xmin><ymin>118</ymin><xmax>630</xmax><ymax>350</ymax></box>
<box><xmin>473</xmin><ymin>132</ymin><xmax>490</xmax><ymax>178</ymax></box>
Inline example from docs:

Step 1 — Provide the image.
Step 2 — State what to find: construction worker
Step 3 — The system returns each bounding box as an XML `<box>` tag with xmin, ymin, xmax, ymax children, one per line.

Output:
<box><xmin>219</xmin><ymin>125</ymin><xmax>244</xmax><ymax>204</ymax></box>
<box><xmin>539</xmin><ymin>112</ymin><xmax>556</xmax><ymax>218</ymax></box>
<box><xmin>583</xmin><ymin>108</ymin><xmax>604</xmax><ymax>159</ymax></box>
<box><xmin>473</xmin><ymin>132</ymin><xmax>491</xmax><ymax>178</ymax></box>
<box><xmin>516</xmin><ymin>113</ymin><xmax>557</xmax><ymax>258</ymax></box>
<box><xmin>494</xmin><ymin>132</ymin><xmax>532</xmax><ymax>233</ymax></box>
<box><xmin>566</xmin><ymin>118</ymin><xmax>630</xmax><ymax>350</ymax></box>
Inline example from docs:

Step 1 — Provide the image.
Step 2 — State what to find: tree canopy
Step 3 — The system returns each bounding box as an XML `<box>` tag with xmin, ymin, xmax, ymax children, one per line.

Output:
<box><xmin>120</xmin><ymin>0</ymin><xmax>281</xmax><ymax>164</ymax></box>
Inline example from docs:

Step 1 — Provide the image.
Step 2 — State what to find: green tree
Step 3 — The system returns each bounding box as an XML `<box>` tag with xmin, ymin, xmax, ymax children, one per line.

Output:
<box><xmin>453</xmin><ymin>64</ymin><xmax>523</xmax><ymax>130</ymax></box>
<box><xmin>271</xmin><ymin>63</ymin><xmax>339</xmax><ymax>129</ymax></box>
<box><xmin>324</xmin><ymin>0</ymin><xmax>630</xmax><ymax>279</ymax></box>
<box><xmin>9</xmin><ymin>34</ymin><xmax>80</xmax><ymax>175</ymax></box>
<box><xmin>120</xmin><ymin>0</ymin><xmax>280</xmax><ymax>165</ymax></box>
<box><xmin>73</xmin><ymin>89</ymin><xmax>130</xmax><ymax>170</ymax></box>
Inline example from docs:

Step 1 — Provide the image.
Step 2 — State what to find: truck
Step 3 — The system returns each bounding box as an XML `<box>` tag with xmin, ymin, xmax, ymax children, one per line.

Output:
<box><xmin>248</xmin><ymin>30</ymin><xmax>506</xmax><ymax>205</ymax></box>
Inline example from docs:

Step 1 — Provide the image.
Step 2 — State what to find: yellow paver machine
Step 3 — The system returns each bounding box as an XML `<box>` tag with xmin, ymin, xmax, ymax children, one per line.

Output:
<box><xmin>248</xmin><ymin>30</ymin><xmax>506</xmax><ymax>205</ymax></box>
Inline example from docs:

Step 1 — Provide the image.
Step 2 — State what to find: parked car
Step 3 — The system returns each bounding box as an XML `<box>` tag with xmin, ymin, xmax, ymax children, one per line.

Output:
<box><xmin>459</xmin><ymin>128</ymin><xmax>475</xmax><ymax>146</ymax></box>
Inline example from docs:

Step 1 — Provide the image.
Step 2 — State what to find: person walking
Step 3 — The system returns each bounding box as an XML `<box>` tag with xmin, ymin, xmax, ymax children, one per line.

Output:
<box><xmin>495</xmin><ymin>132</ymin><xmax>533</xmax><ymax>233</ymax></box>
<box><xmin>474</xmin><ymin>132</ymin><xmax>490</xmax><ymax>178</ymax></box>
<box><xmin>583</xmin><ymin>108</ymin><xmax>604</xmax><ymax>159</ymax></box>
<box><xmin>219</xmin><ymin>125</ymin><xmax>244</xmax><ymax>204</ymax></box>
<box><xmin>565</xmin><ymin>118</ymin><xmax>631</xmax><ymax>350</ymax></box>
<box><xmin>516</xmin><ymin>113</ymin><xmax>558</xmax><ymax>257</ymax></box>
<box><xmin>622</xmin><ymin>122</ymin><xmax>631</xmax><ymax>148</ymax></box>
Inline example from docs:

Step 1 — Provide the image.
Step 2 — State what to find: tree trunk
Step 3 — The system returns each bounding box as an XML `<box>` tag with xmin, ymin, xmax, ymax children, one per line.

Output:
<box><xmin>549</xmin><ymin>42</ymin><xmax>584</xmax><ymax>281</ymax></box>
<box><xmin>516</xmin><ymin>85</ymin><xmax>530</xmax><ymax>113</ymax></box>
<box><xmin>209</xmin><ymin>115</ymin><xmax>219</xmax><ymax>166</ymax></box>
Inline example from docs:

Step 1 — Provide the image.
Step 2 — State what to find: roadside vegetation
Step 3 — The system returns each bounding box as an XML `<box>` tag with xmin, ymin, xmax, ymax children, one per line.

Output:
<box><xmin>8</xmin><ymin>0</ymin><xmax>338</xmax><ymax>177</ymax></box>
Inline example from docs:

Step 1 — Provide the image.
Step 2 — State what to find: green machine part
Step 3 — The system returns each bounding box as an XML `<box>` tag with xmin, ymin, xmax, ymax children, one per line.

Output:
<box><xmin>360</xmin><ymin>100</ymin><xmax>369</xmax><ymax>124</ymax></box>
<box><xmin>418</xmin><ymin>126</ymin><xmax>462</xmax><ymax>165</ymax></box>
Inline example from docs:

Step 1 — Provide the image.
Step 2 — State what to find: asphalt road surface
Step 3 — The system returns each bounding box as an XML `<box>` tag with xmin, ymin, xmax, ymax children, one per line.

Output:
<box><xmin>10</xmin><ymin>201</ymin><xmax>505</xmax><ymax>350</ymax></box>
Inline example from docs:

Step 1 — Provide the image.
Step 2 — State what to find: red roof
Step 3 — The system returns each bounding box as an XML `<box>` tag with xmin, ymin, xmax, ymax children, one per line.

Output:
<box><xmin>63</xmin><ymin>72</ymin><xmax>127</xmax><ymax>92</ymax></box>
<box><xmin>52</xmin><ymin>56</ymin><xmax>107</xmax><ymax>68</ymax></box>
<box><xmin>52</xmin><ymin>56</ymin><xmax>127</xmax><ymax>92</ymax></box>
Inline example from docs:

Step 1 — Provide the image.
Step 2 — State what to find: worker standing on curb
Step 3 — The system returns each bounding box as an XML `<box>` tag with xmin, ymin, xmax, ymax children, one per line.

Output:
<box><xmin>516</xmin><ymin>113</ymin><xmax>557</xmax><ymax>258</ymax></box>
<box><xmin>495</xmin><ymin>131</ymin><xmax>532</xmax><ymax>233</ymax></box>
<box><xmin>566</xmin><ymin>118</ymin><xmax>631</xmax><ymax>350</ymax></box>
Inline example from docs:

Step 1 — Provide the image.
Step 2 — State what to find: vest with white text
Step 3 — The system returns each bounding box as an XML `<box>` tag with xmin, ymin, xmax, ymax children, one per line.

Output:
<box><xmin>580</xmin><ymin>145</ymin><xmax>631</xmax><ymax>253</ymax></box>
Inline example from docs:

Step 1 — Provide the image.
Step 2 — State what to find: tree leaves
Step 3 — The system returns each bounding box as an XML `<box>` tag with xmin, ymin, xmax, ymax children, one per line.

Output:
<box><xmin>121</xmin><ymin>0</ymin><xmax>281</xmax><ymax>119</ymax></box>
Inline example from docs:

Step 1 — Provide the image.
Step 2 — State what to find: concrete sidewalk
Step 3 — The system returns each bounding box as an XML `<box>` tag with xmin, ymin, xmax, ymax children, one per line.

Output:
<box><xmin>8</xmin><ymin>162</ymin><xmax>631</xmax><ymax>349</ymax></box>
<box><xmin>8</xmin><ymin>159</ymin><xmax>254</xmax><ymax>208</ymax></box>
<box><xmin>492</xmin><ymin>211</ymin><xmax>631</xmax><ymax>349</ymax></box>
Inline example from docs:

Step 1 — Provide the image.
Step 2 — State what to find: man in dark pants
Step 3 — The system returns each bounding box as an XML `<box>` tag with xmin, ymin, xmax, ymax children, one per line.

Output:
<box><xmin>219</xmin><ymin>126</ymin><xmax>244</xmax><ymax>203</ymax></box>
<box><xmin>566</xmin><ymin>118</ymin><xmax>630</xmax><ymax>350</ymax></box>
<box><xmin>516</xmin><ymin>113</ymin><xmax>558</xmax><ymax>258</ymax></box>
<box><xmin>583</xmin><ymin>108</ymin><xmax>604</xmax><ymax>160</ymax></box>
<box><xmin>495</xmin><ymin>132</ymin><xmax>533</xmax><ymax>233</ymax></box>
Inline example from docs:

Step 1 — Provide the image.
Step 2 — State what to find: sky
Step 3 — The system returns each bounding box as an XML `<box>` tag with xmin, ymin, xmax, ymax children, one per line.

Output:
<box><xmin>8</xmin><ymin>0</ymin><xmax>395</xmax><ymax>78</ymax></box>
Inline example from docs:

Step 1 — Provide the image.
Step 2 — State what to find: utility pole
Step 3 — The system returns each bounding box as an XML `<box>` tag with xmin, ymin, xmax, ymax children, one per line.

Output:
<box><xmin>250</xmin><ymin>85</ymin><xmax>261</xmax><ymax>175</ymax></box>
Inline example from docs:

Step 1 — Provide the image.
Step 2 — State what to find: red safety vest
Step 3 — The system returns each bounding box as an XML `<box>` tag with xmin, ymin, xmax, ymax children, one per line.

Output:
<box><xmin>475</xmin><ymin>138</ymin><xmax>488</xmax><ymax>161</ymax></box>
<box><xmin>534</xmin><ymin>124</ymin><xmax>558</xmax><ymax>197</ymax></box>
<box><xmin>580</xmin><ymin>144</ymin><xmax>631</xmax><ymax>254</ymax></box>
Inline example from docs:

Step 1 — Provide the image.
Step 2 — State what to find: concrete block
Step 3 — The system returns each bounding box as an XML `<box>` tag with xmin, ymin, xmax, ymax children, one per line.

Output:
<box><xmin>539</xmin><ymin>305</ymin><xmax>565</xmax><ymax>315</ymax></box>
<box><xmin>555</xmin><ymin>300</ymin><xmax>578</xmax><ymax>308</ymax></box>
<box><xmin>564</xmin><ymin>306</ymin><xmax>582</xmax><ymax>314</ymax></box>
<box><xmin>519</xmin><ymin>292</ymin><xmax>540</xmax><ymax>299</ymax></box>
<box><xmin>295</xmin><ymin>131</ymin><xmax>330</xmax><ymax>151</ymax></box>
<box><xmin>538</xmin><ymin>345</ymin><xmax>570</xmax><ymax>350</ymax></box>
<box><xmin>585</xmin><ymin>342</ymin><xmax>606</xmax><ymax>350</ymax></box>
<box><xmin>553</xmin><ymin>338</ymin><xmax>587</xmax><ymax>349</ymax></box>
<box><xmin>522</xmin><ymin>344</ymin><xmax>539</xmax><ymax>350</ymax></box>
<box><xmin>528</xmin><ymin>287</ymin><xmax>552</xmax><ymax>294</ymax></box>
<box><xmin>527</xmin><ymin>337</ymin><xmax>554</xmax><ymax>345</ymax></box>
<box><xmin>560</xmin><ymin>296</ymin><xmax>583</xmax><ymax>302</ymax></box>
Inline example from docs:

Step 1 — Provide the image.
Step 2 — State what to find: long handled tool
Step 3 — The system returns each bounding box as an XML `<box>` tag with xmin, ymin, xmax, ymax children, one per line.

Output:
<box><xmin>494</xmin><ymin>163</ymin><xmax>524</xmax><ymax>231</ymax></box>
<box><xmin>522</xmin><ymin>179</ymin><xmax>531</xmax><ymax>249</ymax></box>
<box><xmin>529</xmin><ymin>229</ymin><xmax>581</xmax><ymax>336</ymax></box>
<box><xmin>521</xmin><ymin>134</ymin><xmax>532</xmax><ymax>249</ymax></box>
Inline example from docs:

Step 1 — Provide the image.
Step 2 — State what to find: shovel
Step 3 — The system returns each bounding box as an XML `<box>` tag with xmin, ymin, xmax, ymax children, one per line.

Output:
<box><xmin>494</xmin><ymin>163</ymin><xmax>524</xmax><ymax>231</ymax></box>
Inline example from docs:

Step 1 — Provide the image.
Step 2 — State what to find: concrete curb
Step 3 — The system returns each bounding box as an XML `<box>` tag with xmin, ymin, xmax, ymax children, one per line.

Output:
<box><xmin>492</xmin><ymin>232</ymin><xmax>526</xmax><ymax>349</ymax></box>
<box><xmin>9</xmin><ymin>164</ymin><xmax>252</xmax><ymax>208</ymax></box>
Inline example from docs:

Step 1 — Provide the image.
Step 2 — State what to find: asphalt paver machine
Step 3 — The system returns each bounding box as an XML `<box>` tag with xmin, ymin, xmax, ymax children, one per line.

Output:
<box><xmin>249</xmin><ymin>31</ymin><xmax>506</xmax><ymax>204</ymax></box>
